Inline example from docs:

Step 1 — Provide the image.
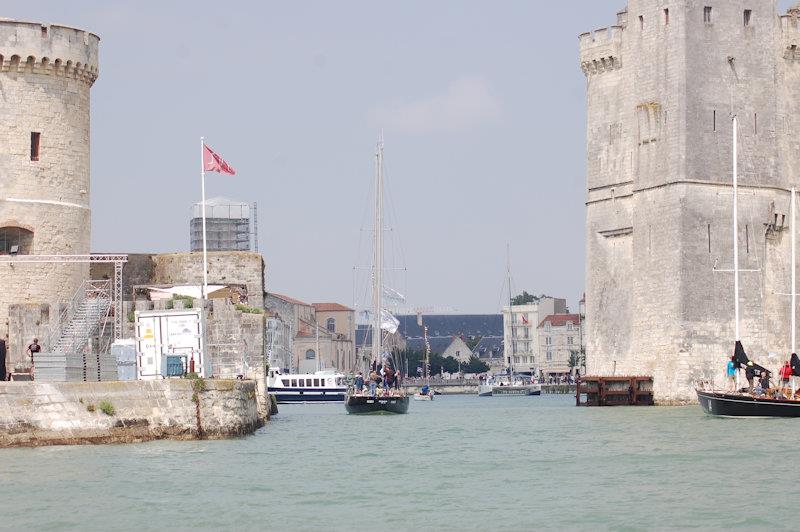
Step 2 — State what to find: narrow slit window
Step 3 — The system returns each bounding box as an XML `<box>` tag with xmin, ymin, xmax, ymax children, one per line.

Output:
<box><xmin>639</xmin><ymin>15</ymin><xmax>644</xmax><ymax>30</ymax></box>
<box><xmin>708</xmin><ymin>224</ymin><xmax>712</xmax><ymax>253</ymax></box>
<box><xmin>754</xmin><ymin>113</ymin><xmax>758</xmax><ymax>134</ymax></box>
<box><xmin>664</xmin><ymin>8</ymin><xmax>670</xmax><ymax>25</ymax></box>
<box><xmin>30</xmin><ymin>132</ymin><xmax>40</xmax><ymax>161</ymax></box>
<box><xmin>713</xmin><ymin>110</ymin><xmax>716</xmax><ymax>132</ymax></box>
<box><xmin>704</xmin><ymin>6</ymin><xmax>713</xmax><ymax>24</ymax></box>
<box><xmin>746</xmin><ymin>224</ymin><xmax>750</xmax><ymax>254</ymax></box>
<box><xmin>744</xmin><ymin>10</ymin><xmax>752</xmax><ymax>27</ymax></box>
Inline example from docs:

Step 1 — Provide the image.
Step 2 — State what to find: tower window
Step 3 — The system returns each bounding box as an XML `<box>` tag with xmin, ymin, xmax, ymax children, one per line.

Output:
<box><xmin>30</xmin><ymin>132</ymin><xmax>40</xmax><ymax>161</ymax></box>
<box><xmin>326</xmin><ymin>317</ymin><xmax>335</xmax><ymax>332</ymax></box>
<box><xmin>708</xmin><ymin>224</ymin><xmax>712</xmax><ymax>253</ymax></box>
<box><xmin>744</xmin><ymin>10</ymin><xmax>752</xmax><ymax>27</ymax></box>
<box><xmin>704</xmin><ymin>6</ymin><xmax>713</xmax><ymax>24</ymax></box>
<box><xmin>713</xmin><ymin>110</ymin><xmax>717</xmax><ymax>132</ymax></box>
<box><xmin>639</xmin><ymin>15</ymin><xmax>644</xmax><ymax>30</ymax></box>
<box><xmin>664</xmin><ymin>9</ymin><xmax>669</xmax><ymax>25</ymax></box>
<box><xmin>0</xmin><ymin>227</ymin><xmax>33</xmax><ymax>255</ymax></box>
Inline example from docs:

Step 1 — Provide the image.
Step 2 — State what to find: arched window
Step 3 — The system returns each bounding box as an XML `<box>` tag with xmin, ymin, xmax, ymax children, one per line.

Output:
<box><xmin>305</xmin><ymin>349</ymin><xmax>316</xmax><ymax>360</ymax></box>
<box><xmin>0</xmin><ymin>227</ymin><xmax>33</xmax><ymax>255</ymax></box>
<box><xmin>326</xmin><ymin>318</ymin><xmax>335</xmax><ymax>332</ymax></box>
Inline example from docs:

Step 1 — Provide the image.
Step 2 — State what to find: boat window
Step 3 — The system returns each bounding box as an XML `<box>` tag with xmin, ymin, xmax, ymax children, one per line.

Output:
<box><xmin>281</xmin><ymin>379</ymin><xmax>290</xmax><ymax>386</ymax></box>
<box><xmin>313</xmin><ymin>378</ymin><xmax>320</xmax><ymax>386</ymax></box>
<box><xmin>291</xmin><ymin>379</ymin><xmax>297</xmax><ymax>387</ymax></box>
<box><xmin>336</xmin><ymin>377</ymin><xmax>342</xmax><ymax>385</ymax></box>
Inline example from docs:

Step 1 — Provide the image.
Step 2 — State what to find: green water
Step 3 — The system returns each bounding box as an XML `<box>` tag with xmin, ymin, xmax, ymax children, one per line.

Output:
<box><xmin>0</xmin><ymin>395</ymin><xmax>794</xmax><ymax>530</ymax></box>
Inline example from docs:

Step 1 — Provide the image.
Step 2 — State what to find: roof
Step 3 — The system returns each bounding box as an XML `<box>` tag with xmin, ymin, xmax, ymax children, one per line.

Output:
<box><xmin>406</xmin><ymin>336</ymin><xmax>458</xmax><ymax>355</ymax></box>
<box><xmin>396</xmin><ymin>314</ymin><xmax>503</xmax><ymax>339</ymax></box>
<box><xmin>268</xmin><ymin>292</ymin><xmax>310</xmax><ymax>307</ymax></box>
<box><xmin>473</xmin><ymin>336</ymin><xmax>504</xmax><ymax>358</ymax></box>
<box><xmin>538</xmin><ymin>314</ymin><xmax>581</xmax><ymax>329</ymax></box>
<box><xmin>313</xmin><ymin>303</ymin><xmax>354</xmax><ymax>312</ymax></box>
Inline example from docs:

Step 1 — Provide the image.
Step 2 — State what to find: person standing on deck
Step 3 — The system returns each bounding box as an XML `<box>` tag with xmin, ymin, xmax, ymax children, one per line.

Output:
<box><xmin>355</xmin><ymin>372</ymin><xmax>365</xmax><ymax>394</ymax></box>
<box><xmin>780</xmin><ymin>361</ymin><xmax>792</xmax><ymax>389</ymax></box>
<box><xmin>726</xmin><ymin>356</ymin><xmax>737</xmax><ymax>392</ymax></box>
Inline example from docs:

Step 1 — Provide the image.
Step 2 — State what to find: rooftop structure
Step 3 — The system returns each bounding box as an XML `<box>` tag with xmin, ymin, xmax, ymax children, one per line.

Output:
<box><xmin>190</xmin><ymin>197</ymin><xmax>251</xmax><ymax>252</ymax></box>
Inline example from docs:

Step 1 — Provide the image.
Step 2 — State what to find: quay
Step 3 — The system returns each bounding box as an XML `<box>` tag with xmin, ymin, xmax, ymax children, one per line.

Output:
<box><xmin>0</xmin><ymin>380</ymin><xmax>262</xmax><ymax>447</ymax></box>
<box><xmin>404</xmin><ymin>380</ymin><xmax>577</xmax><ymax>395</ymax></box>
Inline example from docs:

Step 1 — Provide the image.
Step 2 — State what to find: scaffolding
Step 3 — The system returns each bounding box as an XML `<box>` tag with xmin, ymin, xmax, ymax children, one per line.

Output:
<box><xmin>190</xmin><ymin>197</ymin><xmax>250</xmax><ymax>252</ymax></box>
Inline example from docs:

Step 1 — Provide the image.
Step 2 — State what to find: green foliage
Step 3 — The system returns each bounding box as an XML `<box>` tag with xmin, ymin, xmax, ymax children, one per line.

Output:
<box><xmin>127</xmin><ymin>310</ymin><xmax>135</xmax><ymax>323</ymax></box>
<box><xmin>395</xmin><ymin>348</ymin><xmax>461</xmax><ymax>376</ymax></box>
<box><xmin>235</xmin><ymin>303</ymin><xmax>264</xmax><ymax>314</ymax></box>
<box><xmin>511</xmin><ymin>291</ymin><xmax>541</xmax><ymax>305</ymax></box>
<box><xmin>462</xmin><ymin>356</ymin><xmax>490</xmax><ymax>374</ymax></box>
<box><xmin>568</xmin><ymin>349</ymin><xmax>586</xmax><ymax>371</ymax></box>
<box><xmin>189</xmin><ymin>375</ymin><xmax>206</xmax><ymax>404</ymax></box>
<box><xmin>98</xmin><ymin>400</ymin><xmax>115</xmax><ymax>416</ymax></box>
<box><xmin>86</xmin><ymin>404</ymin><xmax>96</xmax><ymax>412</ymax></box>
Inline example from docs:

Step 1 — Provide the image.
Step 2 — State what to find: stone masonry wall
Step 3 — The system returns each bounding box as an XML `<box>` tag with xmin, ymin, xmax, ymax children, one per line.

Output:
<box><xmin>582</xmin><ymin>2</ymin><xmax>800</xmax><ymax>402</ymax></box>
<box><xmin>0</xmin><ymin>379</ymin><xmax>261</xmax><ymax>447</ymax></box>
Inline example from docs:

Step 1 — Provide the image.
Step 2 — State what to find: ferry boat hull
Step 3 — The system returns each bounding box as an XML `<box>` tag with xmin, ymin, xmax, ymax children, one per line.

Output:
<box><xmin>345</xmin><ymin>395</ymin><xmax>410</xmax><ymax>414</ymax></box>
<box><xmin>492</xmin><ymin>385</ymin><xmax>541</xmax><ymax>396</ymax></box>
<box><xmin>477</xmin><ymin>385</ymin><xmax>493</xmax><ymax>397</ymax></box>
<box><xmin>697</xmin><ymin>389</ymin><xmax>800</xmax><ymax>417</ymax></box>
<box><xmin>269</xmin><ymin>388</ymin><xmax>346</xmax><ymax>404</ymax></box>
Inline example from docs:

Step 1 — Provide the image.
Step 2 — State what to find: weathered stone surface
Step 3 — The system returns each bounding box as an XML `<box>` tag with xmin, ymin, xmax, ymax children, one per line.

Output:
<box><xmin>582</xmin><ymin>2</ymin><xmax>800</xmax><ymax>403</ymax></box>
<box><xmin>0</xmin><ymin>379</ymin><xmax>262</xmax><ymax>447</ymax></box>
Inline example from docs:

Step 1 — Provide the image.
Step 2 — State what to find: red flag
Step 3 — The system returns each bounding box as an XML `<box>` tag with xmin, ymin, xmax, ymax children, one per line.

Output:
<box><xmin>521</xmin><ymin>315</ymin><xmax>529</xmax><ymax>325</ymax></box>
<box><xmin>203</xmin><ymin>144</ymin><xmax>236</xmax><ymax>175</ymax></box>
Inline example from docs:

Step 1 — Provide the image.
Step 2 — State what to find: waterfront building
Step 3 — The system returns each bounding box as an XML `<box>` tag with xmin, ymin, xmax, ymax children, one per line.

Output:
<box><xmin>189</xmin><ymin>197</ymin><xmax>251</xmax><ymax>252</ymax></box>
<box><xmin>265</xmin><ymin>293</ymin><xmax>354</xmax><ymax>372</ymax></box>
<box><xmin>537</xmin><ymin>314</ymin><xmax>582</xmax><ymax>379</ymax></box>
<box><xmin>581</xmin><ymin>2</ymin><xmax>800</xmax><ymax>401</ymax></box>
<box><xmin>0</xmin><ymin>20</ymin><xmax>100</xmax><ymax>363</ymax></box>
<box><xmin>502</xmin><ymin>298</ymin><xmax>566</xmax><ymax>374</ymax></box>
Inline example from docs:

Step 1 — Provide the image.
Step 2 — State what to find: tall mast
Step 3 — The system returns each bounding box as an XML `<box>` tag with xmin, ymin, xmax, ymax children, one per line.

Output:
<box><xmin>371</xmin><ymin>137</ymin><xmax>384</xmax><ymax>364</ymax></box>
<box><xmin>791</xmin><ymin>188</ymin><xmax>797</xmax><ymax>353</ymax></box>
<box><xmin>507</xmin><ymin>244</ymin><xmax>515</xmax><ymax>379</ymax></box>
<box><xmin>733</xmin><ymin>116</ymin><xmax>740</xmax><ymax>342</ymax></box>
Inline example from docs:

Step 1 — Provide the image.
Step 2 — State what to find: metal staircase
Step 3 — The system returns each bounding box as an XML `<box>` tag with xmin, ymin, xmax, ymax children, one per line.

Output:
<box><xmin>48</xmin><ymin>280</ymin><xmax>113</xmax><ymax>355</ymax></box>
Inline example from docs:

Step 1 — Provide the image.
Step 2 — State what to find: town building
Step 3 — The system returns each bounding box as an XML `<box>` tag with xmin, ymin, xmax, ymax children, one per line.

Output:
<box><xmin>265</xmin><ymin>293</ymin><xmax>355</xmax><ymax>373</ymax></box>
<box><xmin>502</xmin><ymin>298</ymin><xmax>566</xmax><ymax>374</ymax></box>
<box><xmin>537</xmin><ymin>314</ymin><xmax>582</xmax><ymax>379</ymax></box>
<box><xmin>190</xmin><ymin>197</ymin><xmax>251</xmax><ymax>252</ymax></box>
<box><xmin>581</xmin><ymin>2</ymin><xmax>800</xmax><ymax>401</ymax></box>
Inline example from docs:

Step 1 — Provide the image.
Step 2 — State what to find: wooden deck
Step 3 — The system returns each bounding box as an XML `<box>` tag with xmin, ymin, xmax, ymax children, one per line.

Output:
<box><xmin>576</xmin><ymin>376</ymin><xmax>654</xmax><ymax>406</ymax></box>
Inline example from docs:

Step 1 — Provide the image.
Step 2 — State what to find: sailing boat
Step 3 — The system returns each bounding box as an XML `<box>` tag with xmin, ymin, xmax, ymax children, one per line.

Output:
<box><xmin>483</xmin><ymin>247</ymin><xmax>541</xmax><ymax>397</ymax></box>
<box><xmin>344</xmin><ymin>138</ymin><xmax>410</xmax><ymax>415</ymax></box>
<box><xmin>697</xmin><ymin>117</ymin><xmax>800</xmax><ymax>416</ymax></box>
<box><xmin>413</xmin><ymin>325</ymin><xmax>434</xmax><ymax>401</ymax></box>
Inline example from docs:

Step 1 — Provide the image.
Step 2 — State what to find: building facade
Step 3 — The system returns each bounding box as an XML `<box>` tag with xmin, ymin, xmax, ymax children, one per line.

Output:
<box><xmin>502</xmin><ymin>298</ymin><xmax>566</xmax><ymax>374</ymax></box>
<box><xmin>265</xmin><ymin>293</ymin><xmax>355</xmax><ymax>373</ymax></box>
<box><xmin>582</xmin><ymin>2</ymin><xmax>800</xmax><ymax>401</ymax></box>
<box><xmin>0</xmin><ymin>20</ymin><xmax>100</xmax><ymax>345</ymax></box>
<box><xmin>537</xmin><ymin>314</ymin><xmax>582</xmax><ymax>378</ymax></box>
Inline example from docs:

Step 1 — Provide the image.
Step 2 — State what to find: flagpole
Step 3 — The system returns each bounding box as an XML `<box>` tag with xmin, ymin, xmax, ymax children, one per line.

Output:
<box><xmin>200</xmin><ymin>137</ymin><xmax>209</xmax><ymax>301</ymax></box>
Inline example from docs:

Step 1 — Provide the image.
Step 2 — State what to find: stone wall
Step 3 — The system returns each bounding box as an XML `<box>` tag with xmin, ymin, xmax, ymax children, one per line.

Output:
<box><xmin>582</xmin><ymin>2</ymin><xmax>800</xmax><ymax>402</ymax></box>
<box><xmin>0</xmin><ymin>379</ymin><xmax>261</xmax><ymax>447</ymax></box>
<box><xmin>0</xmin><ymin>20</ymin><xmax>101</xmax><ymax>344</ymax></box>
<box><xmin>152</xmin><ymin>252</ymin><xmax>265</xmax><ymax>307</ymax></box>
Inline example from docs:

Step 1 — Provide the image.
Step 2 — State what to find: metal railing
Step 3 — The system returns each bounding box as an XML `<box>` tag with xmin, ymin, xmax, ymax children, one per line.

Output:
<box><xmin>47</xmin><ymin>280</ymin><xmax>113</xmax><ymax>354</ymax></box>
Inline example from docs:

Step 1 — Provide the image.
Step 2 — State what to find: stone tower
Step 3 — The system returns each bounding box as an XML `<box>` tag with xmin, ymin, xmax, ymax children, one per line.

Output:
<box><xmin>0</xmin><ymin>20</ymin><xmax>99</xmax><ymax>343</ymax></box>
<box><xmin>581</xmin><ymin>1</ymin><xmax>800</xmax><ymax>402</ymax></box>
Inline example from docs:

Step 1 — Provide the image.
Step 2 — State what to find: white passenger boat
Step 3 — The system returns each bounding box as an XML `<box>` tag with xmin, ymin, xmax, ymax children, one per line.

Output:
<box><xmin>268</xmin><ymin>368</ymin><xmax>346</xmax><ymax>404</ymax></box>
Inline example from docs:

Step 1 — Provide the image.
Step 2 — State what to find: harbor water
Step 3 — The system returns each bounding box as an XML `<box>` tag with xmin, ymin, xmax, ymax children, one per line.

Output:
<box><xmin>1</xmin><ymin>395</ymin><xmax>793</xmax><ymax>530</ymax></box>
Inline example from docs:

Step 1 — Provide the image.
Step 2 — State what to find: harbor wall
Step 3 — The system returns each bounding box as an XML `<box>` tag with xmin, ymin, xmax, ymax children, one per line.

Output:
<box><xmin>0</xmin><ymin>379</ymin><xmax>261</xmax><ymax>447</ymax></box>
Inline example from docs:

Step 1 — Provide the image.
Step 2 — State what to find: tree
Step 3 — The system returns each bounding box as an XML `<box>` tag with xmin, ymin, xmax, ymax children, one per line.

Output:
<box><xmin>511</xmin><ymin>291</ymin><xmax>537</xmax><ymax>305</ymax></box>
<box><xmin>568</xmin><ymin>348</ymin><xmax>586</xmax><ymax>374</ymax></box>
<box><xmin>462</xmin><ymin>356</ymin><xmax>490</xmax><ymax>374</ymax></box>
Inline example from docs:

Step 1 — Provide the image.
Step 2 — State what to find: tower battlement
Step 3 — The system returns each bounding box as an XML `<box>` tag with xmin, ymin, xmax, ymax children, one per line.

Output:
<box><xmin>579</xmin><ymin>26</ymin><xmax>623</xmax><ymax>76</ymax></box>
<box><xmin>0</xmin><ymin>19</ymin><xmax>99</xmax><ymax>85</ymax></box>
<box><xmin>780</xmin><ymin>13</ymin><xmax>800</xmax><ymax>60</ymax></box>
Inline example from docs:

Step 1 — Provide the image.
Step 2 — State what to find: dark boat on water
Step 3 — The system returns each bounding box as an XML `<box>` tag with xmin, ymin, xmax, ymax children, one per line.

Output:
<box><xmin>345</xmin><ymin>393</ymin><xmax>409</xmax><ymax>414</ymax></box>
<box><xmin>697</xmin><ymin>389</ymin><xmax>800</xmax><ymax>417</ymax></box>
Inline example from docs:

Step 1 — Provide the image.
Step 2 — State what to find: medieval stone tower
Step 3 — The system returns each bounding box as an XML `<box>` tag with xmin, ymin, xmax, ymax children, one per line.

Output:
<box><xmin>581</xmin><ymin>1</ymin><xmax>800</xmax><ymax>402</ymax></box>
<box><xmin>0</xmin><ymin>20</ymin><xmax>99</xmax><ymax>342</ymax></box>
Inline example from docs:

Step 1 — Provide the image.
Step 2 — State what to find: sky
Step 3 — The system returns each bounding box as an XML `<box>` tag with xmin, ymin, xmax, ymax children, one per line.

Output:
<box><xmin>7</xmin><ymin>1</ymin><xmax>795</xmax><ymax>313</ymax></box>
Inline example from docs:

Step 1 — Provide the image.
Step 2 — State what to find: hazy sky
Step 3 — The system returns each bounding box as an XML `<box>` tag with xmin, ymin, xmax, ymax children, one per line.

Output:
<box><xmin>7</xmin><ymin>1</ymin><xmax>795</xmax><ymax>313</ymax></box>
